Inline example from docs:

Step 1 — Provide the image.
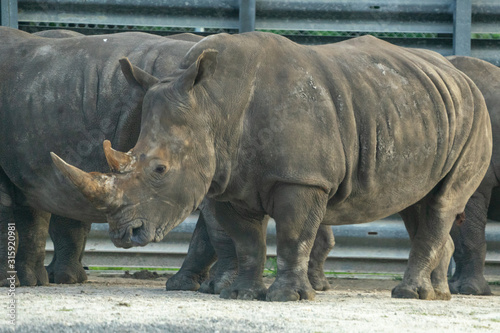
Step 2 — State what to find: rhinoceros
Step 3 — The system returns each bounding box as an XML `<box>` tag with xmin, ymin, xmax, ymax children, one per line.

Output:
<box><xmin>169</xmin><ymin>55</ymin><xmax>500</xmax><ymax>297</ymax></box>
<box><xmin>445</xmin><ymin>55</ymin><xmax>500</xmax><ymax>296</ymax></box>
<box><xmin>52</xmin><ymin>32</ymin><xmax>492</xmax><ymax>301</ymax></box>
<box><xmin>0</xmin><ymin>26</ymin><xmax>200</xmax><ymax>286</ymax></box>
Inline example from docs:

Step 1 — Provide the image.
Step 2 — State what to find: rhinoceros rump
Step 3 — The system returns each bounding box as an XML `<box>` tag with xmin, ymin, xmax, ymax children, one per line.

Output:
<box><xmin>53</xmin><ymin>32</ymin><xmax>492</xmax><ymax>301</ymax></box>
<box><xmin>0</xmin><ymin>27</ymin><xmax>199</xmax><ymax>286</ymax></box>
<box><xmin>446</xmin><ymin>55</ymin><xmax>500</xmax><ymax>295</ymax></box>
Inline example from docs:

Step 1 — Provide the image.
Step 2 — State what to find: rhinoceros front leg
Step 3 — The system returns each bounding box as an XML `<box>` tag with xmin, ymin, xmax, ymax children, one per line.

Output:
<box><xmin>214</xmin><ymin>201</ymin><xmax>268</xmax><ymax>300</ymax></box>
<box><xmin>166</xmin><ymin>211</ymin><xmax>217</xmax><ymax>291</ymax></box>
<box><xmin>449</xmin><ymin>177</ymin><xmax>494</xmax><ymax>295</ymax></box>
<box><xmin>46</xmin><ymin>216</ymin><xmax>91</xmax><ymax>284</ymax></box>
<box><xmin>0</xmin><ymin>220</ymin><xmax>18</xmax><ymax>288</ymax></box>
<box><xmin>308</xmin><ymin>224</ymin><xmax>334</xmax><ymax>291</ymax></box>
<box><xmin>0</xmin><ymin>170</ymin><xmax>18</xmax><ymax>287</ymax></box>
<box><xmin>15</xmin><ymin>207</ymin><xmax>50</xmax><ymax>286</ymax></box>
<box><xmin>394</xmin><ymin>201</ymin><xmax>457</xmax><ymax>300</ymax></box>
<box><xmin>266</xmin><ymin>184</ymin><xmax>328</xmax><ymax>302</ymax></box>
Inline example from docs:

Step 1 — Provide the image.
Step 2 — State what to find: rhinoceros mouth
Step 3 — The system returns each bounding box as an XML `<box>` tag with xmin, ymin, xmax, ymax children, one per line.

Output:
<box><xmin>109</xmin><ymin>218</ymin><xmax>154</xmax><ymax>248</ymax></box>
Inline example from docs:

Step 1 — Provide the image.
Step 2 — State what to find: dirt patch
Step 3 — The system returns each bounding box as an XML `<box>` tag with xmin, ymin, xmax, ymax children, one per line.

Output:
<box><xmin>121</xmin><ymin>270</ymin><xmax>162</xmax><ymax>280</ymax></box>
<box><xmin>2</xmin><ymin>273</ymin><xmax>500</xmax><ymax>332</ymax></box>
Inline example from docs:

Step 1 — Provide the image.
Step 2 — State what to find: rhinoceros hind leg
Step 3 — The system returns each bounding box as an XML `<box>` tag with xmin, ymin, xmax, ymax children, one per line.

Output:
<box><xmin>15</xmin><ymin>208</ymin><xmax>50</xmax><ymax>286</ymax></box>
<box><xmin>430</xmin><ymin>234</ymin><xmax>454</xmax><ymax>300</ymax></box>
<box><xmin>449</xmin><ymin>186</ymin><xmax>492</xmax><ymax>295</ymax></box>
<box><xmin>308</xmin><ymin>224</ymin><xmax>335</xmax><ymax>291</ymax></box>
<box><xmin>166</xmin><ymin>212</ymin><xmax>216</xmax><ymax>291</ymax></box>
<box><xmin>393</xmin><ymin>201</ymin><xmax>456</xmax><ymax>300</ymax></box>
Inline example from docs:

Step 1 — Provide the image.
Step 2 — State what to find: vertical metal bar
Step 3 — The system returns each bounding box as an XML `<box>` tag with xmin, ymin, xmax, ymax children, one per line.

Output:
<box><xmin>239</xmin><ymin>0</ymin><xmax>256</xmax><ymax>33</ymax></box>
<box><xmin>1</xmin><ymin>0</ymin><xmax>18</xmax><ymax>28</ymax></box>
<box><xmin>453</xmin><ymin>0</ymin><xmax>472</xmax><ymax>56</ymax></box>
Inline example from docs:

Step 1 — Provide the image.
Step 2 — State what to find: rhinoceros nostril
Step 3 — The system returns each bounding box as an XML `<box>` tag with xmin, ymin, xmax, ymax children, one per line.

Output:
<box><xmin>132</xmin><ymin>222</ymin><xmax>144</xmax><ymax>238</ymax></box>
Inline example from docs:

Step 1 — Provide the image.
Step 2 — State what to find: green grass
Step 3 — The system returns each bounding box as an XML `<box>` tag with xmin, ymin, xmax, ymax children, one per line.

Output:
<box><xmin>324</xmin><ymin>271</ymin><xmax>403</xmax><ymax>280</ymax></box>
<box><xmin>57</xmin><ymin>308</ymin><xmax>73</xmax><ymax>312</ymax></box>
<box><xmin>88</xmin><ymin>266</ymin><xmax>179</xmax><ymax>272</ymax></box>
<box><xmin>264</xmin><ymin>257</ymin><xmax>278</xmax><ymax>277</ymax></box>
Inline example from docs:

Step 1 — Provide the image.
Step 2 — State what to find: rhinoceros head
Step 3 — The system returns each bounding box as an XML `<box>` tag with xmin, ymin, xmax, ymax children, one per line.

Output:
<box><xmin>51</xmin><ymin>50</ymin><xmax>219</xmax><ymax>248</ymax></box>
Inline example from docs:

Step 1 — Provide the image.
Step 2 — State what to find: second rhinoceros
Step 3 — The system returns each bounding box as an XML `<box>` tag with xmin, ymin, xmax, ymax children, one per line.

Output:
<box><xmin>0</xmin><ymin>27</ymin><xmax>200</xmax><ymax>286</ymax></box>
<box><xmin>52</xmin><ymin>32</ymin><xmax>492</xmax><ymax>301</ymax></box>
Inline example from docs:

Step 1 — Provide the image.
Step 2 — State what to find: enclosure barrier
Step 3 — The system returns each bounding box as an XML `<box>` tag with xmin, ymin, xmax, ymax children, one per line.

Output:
<box><xmin>1</xmin><ymin>1</ymin><xmax>500</xmax><ymax>64</ymax></box>
<box><xmin>44</xmin><ymin>217</ymin><xmax>500</xmax><ymax>278</ymax></box>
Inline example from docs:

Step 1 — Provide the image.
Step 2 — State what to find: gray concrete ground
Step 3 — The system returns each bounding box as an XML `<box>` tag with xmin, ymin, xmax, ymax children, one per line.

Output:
<box><xmin>1</xmin><ymin>273</ymin><xmax>500</xmax><ymax>333</ymax></box>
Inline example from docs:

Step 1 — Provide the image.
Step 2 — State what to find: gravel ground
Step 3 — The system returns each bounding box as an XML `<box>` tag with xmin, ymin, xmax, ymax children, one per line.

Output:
<box><xmin>1</xmin><ymin>273</ymin><xmax>500</xmax><ymax>333</ymax></box>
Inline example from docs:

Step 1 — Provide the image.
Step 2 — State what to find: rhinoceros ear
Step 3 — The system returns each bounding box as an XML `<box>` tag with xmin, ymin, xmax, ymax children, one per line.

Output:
<box><xmin>119</xmin><ymin>57</ymin><xmax>159</xmax><ymax>91</ymax></box>
<box><xmin>175</xmin><ymin>49</ymin><xmax>218</xmax><ymax>92</ymax></box>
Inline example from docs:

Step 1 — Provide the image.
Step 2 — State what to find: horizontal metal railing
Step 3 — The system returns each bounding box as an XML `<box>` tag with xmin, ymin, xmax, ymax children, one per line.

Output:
<box><xmin>12</xmin><ymin>0</ymin><xmax>499</xmax><ymax>34</ymax></box>
<box><xmin>44</xmin><ymin>216</ymin><xmax>500</xmax><ymax>277</ymax></box>
<box><xmin>1</xmin><ymin>1</ymin><xmax>497</xmax><ymax>65</ymax></box>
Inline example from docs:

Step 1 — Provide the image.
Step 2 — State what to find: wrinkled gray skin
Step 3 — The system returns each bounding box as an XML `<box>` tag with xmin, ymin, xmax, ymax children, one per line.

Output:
<box><xmin>166</xmin><ymin>203</ymin><xmax>334</xmax><ymax>293</ymax></box>
<box><xmin>0</xmin><ymin>27</ymin><xmax>199</xmax><ymax>286</ymax></box>
<box><xmin>446</xmin><ymin>56</ymin><xmax>500</xmax><ymax>295</ymax></box>
<box><xmin>54</xmin><ymin>33</ymin><xmax>492</xmax><ymax>301</ymax></box>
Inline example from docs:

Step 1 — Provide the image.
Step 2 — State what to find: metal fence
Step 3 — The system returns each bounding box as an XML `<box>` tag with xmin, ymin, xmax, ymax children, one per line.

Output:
<box><xmin>2</xmin><ymin>0</ymin><xmax>500</xmax><ymax>275</ymax></box>
<box><xmin>1</xmin><ymin>1</ymin><xmax>500</xmax><ymax>64</ymax></box>
<box><xmin>44</xmin><ymin>217</ymin><xmax>500</xmax><ymax>277</ymax></box>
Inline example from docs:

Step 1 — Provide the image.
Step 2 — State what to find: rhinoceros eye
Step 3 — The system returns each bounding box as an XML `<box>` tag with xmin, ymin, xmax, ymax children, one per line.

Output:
<box><xmin>154</xmin><ymin>165</ymin><xmax>167</xmax><ymax>174</ymax></box>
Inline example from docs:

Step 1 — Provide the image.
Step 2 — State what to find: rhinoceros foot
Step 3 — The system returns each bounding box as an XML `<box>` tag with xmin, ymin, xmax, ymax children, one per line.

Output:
<box><xmin>199</xmin><ymin>266</ymin><xmax>238</xmax><ymax>294</ymax></box>
<box><xmin>16</xmin><ymin>264</ymin><xmax>49</xmax><ymax>286</ymax></box>
<box><xmin>308</xmin><ymin>270</ymin><xmax>331</xmax><ymax>291</ymax></box>
<box><xmin>46</xmin><ymin>261</ymin><xmax>87</xmax><ymax>284</ymax></box>
<box><xmin>165</xmin><ymin>272</ymin><xmax>204</xmax><ymax>291</ymax></box>
<box><xmin>449</xmin><ymin>277</ymin><xmax>492</xmax><ymax>295</ymax></box>
<box><xmin>266</xmin><ymin>276</ymin><xmax>316</xmax><ymax>302</ymax></box>
<box><xmin>0</xmin><ymin>274</ymin><xmax>19</xmax><ymax>288</ymax></box>
<box><xmin>54</xmin><ymin>268</ymin><xmax>87</xmax><ymax>284</ymax></box>
<box><xmin>391</xmin><ymin>280</ymin><xmax>438</xmax><ymax>300</ymax></box>
<box><xmin>219</xmin><ymin>279</ymin><xmax>267</xmax><ymax>300</ymax></box>
<box><xmin>432</xmin><ymin>286</ymin><xmax>452</xmax><ymax>300</ymax></box>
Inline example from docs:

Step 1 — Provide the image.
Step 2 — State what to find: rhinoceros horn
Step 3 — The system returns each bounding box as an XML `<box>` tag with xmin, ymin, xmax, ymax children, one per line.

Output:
<box><xmin>50</xmin><ymin>152</ymin><xmax>117</xmax><ymax>210</ymax></box>
<box><xmin>103</xmin><ymin>140</ymin><xmax>133</xmax><ymax>173</ymax></box>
